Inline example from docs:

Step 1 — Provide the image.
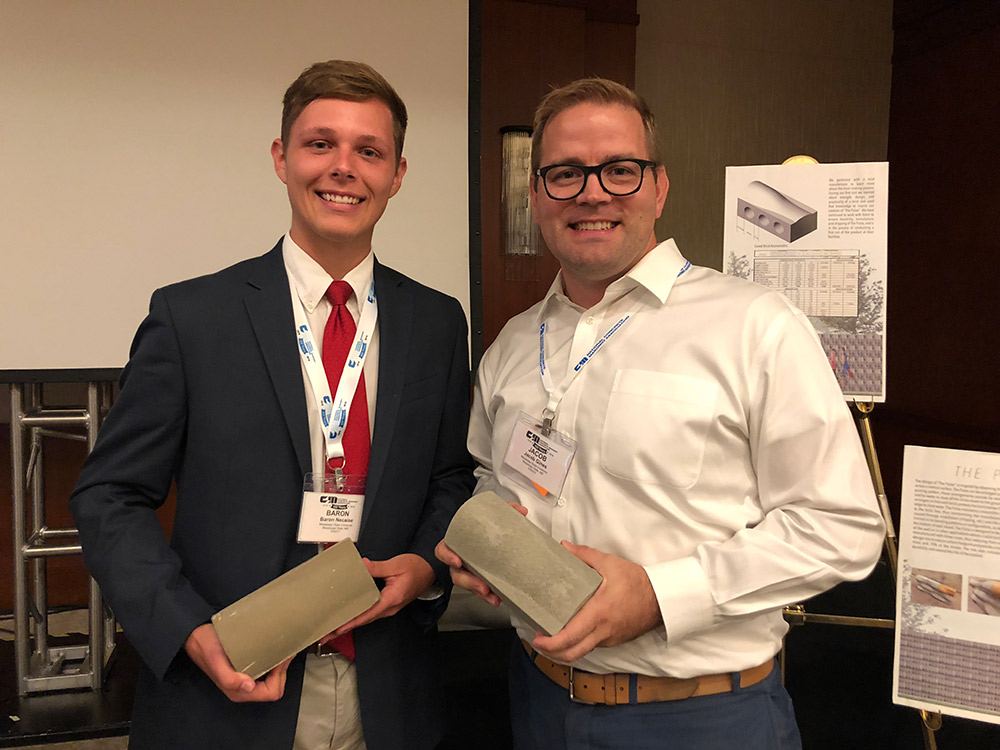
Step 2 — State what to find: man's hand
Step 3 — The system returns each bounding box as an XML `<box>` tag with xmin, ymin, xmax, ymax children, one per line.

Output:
<box><xmin>531</xmin><ymin>542</ymin><xmax>663</xmax><ymax>663</ymax></box>
<box><xmin>434</xmin><ymin>539</ymin><xmax>501</xmax><ymax>607</ymax></box>
<box><xmin>184</xmin><ymin>623</ymin><xmax>291</xmax><ymax>702</ymax></box>
<box><xmin>330</xmin><ymin>553</ymin><xmax>435</xmax><ymax>635</ymax></box>
<box><xmin>433</xmin><ymin>502</ymin><xmax>528</xmax><ymax>608</ymax></box>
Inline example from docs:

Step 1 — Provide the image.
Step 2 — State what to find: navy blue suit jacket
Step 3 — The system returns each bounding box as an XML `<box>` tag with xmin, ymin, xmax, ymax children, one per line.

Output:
<box><xmin>71</xmin><ymin>242</ymin><xmax>475</xmax><ymax>750</ymax></box>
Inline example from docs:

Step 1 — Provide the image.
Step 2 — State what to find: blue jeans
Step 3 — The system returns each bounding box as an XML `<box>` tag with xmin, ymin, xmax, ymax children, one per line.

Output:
<box><xmin>509</xmin><ymin>641</ymin><xmax>802</xmax><ymax>750</ymax></box>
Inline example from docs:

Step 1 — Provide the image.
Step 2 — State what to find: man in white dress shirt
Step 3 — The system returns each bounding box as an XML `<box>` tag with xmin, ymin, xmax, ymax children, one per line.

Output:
<box><xmin>436</xmin><ymin>77</ymin><xmax>884</xmax><ymax>749</ymax></box>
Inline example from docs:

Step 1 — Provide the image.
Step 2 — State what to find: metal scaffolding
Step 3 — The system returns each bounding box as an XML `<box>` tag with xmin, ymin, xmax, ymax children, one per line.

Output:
<box><xmin>8</xmin><ymin>380</ymin><xmax>116</xmax><ymax>694</ymax></box>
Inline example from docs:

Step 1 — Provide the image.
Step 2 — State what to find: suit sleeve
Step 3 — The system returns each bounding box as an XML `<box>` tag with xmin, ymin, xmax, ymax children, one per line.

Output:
<box><xmin>406</xmin><ymin>298</ymin><xmax>477</xmax><ymax>594</ymax></box>
<box><xmin>70</xmin><ymin>289</ymin><xmax>215</xmax><ymax>681</ymax></box>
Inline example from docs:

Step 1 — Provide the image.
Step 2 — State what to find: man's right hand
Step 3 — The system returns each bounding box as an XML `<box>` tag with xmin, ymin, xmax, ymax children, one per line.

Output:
<box><xmin>434</xmin><ymin>540</ymin><xmax>502</xmax><ymax>607</ymax></box>
<box><xmin>433</xmin><ymin>501</ymin><xmax>529</xmax><ymax>608</ymax></box>
<box><xmin>184</xmin><ymin>623</ymin><xmax>291</xmax><ymax>703</ymax></box>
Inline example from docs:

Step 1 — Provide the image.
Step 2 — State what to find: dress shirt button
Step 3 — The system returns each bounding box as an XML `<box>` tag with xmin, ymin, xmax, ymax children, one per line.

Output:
<box><xmin>585</xmin><ymin>316</ymin><xmax>595</xmax><ymax>325</ymax></box>
<box><xmin>556</xmin><ymin>498</ymin><xmax>566</xmax><ymax>508</ymax></box>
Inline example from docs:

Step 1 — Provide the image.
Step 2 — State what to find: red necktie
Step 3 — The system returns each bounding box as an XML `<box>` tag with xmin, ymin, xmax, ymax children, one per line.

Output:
<box><xmin>319</xmin><ymin>280</ymin><xmax>370</xmax><ymax>661</ymax></box>
<box><xmin>322</xmin><ymin>280</ymin><xmax>371</xmax><ymax>482</ymax></box>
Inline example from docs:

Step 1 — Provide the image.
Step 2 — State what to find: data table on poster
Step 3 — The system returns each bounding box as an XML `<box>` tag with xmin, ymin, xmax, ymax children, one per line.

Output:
<box><xmin>754</xmin><ymin>251</ymin><xmax>859</xmax><ymax>317</ymax></box>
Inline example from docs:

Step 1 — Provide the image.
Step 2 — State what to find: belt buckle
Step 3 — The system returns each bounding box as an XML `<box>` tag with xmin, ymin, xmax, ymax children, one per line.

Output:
<box><xmin>567</xmin><ymin>666</ymin><xmax>594</xmax><ymax>705</ymax></box>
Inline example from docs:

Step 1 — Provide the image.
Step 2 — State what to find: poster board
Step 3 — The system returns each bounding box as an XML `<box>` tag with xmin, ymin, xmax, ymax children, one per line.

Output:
<box><xmin>894</xmin><ymin>445</ymin><xmax>1000</xmax><ymax>724</ymax></box>
<box><xmin>723</xmin><ymin>162</ymin><xmax>888</xmax><ymax>401</ymax></box>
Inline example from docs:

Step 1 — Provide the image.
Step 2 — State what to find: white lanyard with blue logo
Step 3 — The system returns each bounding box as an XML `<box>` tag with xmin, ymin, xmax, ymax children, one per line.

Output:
<box><xmin>538</xmin><ymin>260</ymin><xmax>689</xmax><ymax>430</ymax></box>
<box><xmin>538</xmin><ymin>311</ymin><xmax>632</xmax><ymax>434</ymax></box>
<box><xmin>502</xmin><ymin>261</ymin><xmax>690</xmax><ymax>500</ymax></box>
<box><xmin>291</xmin><ymin>278</ymin><xmax>376</xmax><ymax>543</ymax></box>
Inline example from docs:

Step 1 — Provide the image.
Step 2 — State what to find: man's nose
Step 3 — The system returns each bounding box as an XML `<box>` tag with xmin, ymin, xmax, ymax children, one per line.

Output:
<box><xmin>328</xmin><ymin>149</ymin><xmax>355</xmax><ymax>178</ymax></box>
<box><xmin>576</xmin><ymin>171</ymin><xmax>610</xmax><ymax>203</ymax></box>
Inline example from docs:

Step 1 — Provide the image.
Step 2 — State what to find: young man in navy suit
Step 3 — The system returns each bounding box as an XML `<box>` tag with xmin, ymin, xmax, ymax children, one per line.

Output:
<box><xmin>71</xmin><ymin>60</ymin><xmax>475</xmax><ymax>750</ymax></box>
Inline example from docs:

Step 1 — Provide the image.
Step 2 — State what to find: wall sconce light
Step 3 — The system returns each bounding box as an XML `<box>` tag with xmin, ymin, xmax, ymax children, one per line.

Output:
<box><xmin>501</xmin><ymin>127</ymin><xmax>540</xmax><ymax>257</ymax></box>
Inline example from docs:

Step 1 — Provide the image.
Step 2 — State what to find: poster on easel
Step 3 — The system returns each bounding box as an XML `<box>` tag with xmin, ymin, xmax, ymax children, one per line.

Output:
<box><xmin>722</xmin><ymin>161</ymin><xmax>888</xmax><ymax>402</ymax></box>
<box><xmin>893</xmin><ymin>445</ymin><xmax>1000</xmax><ymax>724</ymax></box>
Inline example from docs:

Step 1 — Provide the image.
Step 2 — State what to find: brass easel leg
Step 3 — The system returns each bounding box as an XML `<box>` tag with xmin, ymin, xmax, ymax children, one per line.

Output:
<box><xmin>920</xmin><ymin>709</ymin><xmax>942</xmax><ymax>749</ymax></box>
<box><xmin>853</xmin><ymin>401</ymin><xmax>898</xmax><ymax>579</ymax></box>
<box><xmin>854</xmin><ymin>403</ymin><xmax>946</xmax><ymax>746</ymax></box>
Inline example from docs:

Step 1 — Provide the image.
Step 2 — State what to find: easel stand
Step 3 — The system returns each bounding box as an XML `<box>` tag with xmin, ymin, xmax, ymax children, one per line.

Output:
<box><xmin>7</xmin><ymin>376</ymin><xmax>117</xmax><ymax>694</ymax></box>
<box><xmin>782</xmin><ymin>402</ymin><xmax>942</xmax><ymax>748</ymax></box>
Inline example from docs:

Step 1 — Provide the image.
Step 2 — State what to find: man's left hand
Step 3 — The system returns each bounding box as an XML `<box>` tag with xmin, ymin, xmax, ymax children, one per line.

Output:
<box><xmin>328</xmin><ymin>553</ymin><xmax>435</xmax><ymax>636</ymax></box>
<box><xmin>531</xmin><ymin>542</ymin><xmax>662</xmax><ymax>663</ymax></box>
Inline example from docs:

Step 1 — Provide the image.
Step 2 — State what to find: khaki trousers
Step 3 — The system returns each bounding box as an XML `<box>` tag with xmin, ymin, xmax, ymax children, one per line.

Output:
<box><xmin>293</xmin><ymin>652</ymin><xmax>367</xmax><ymax>750</ymax></box>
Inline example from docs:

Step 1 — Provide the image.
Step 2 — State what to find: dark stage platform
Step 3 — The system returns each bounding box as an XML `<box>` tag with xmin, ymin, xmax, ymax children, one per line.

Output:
<box><xmin>0</xmin><ymin>635</ymin><xmax>133</xmax><ymax>748</ymax></box>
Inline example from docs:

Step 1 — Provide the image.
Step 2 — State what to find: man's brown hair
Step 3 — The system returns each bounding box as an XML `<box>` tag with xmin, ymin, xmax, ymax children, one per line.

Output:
<box><xmin>281</xmin><ymin>60</ymin><xmax>408</xmax><ymax>164</ymax></box>
<box><xmin>531</xmin><ymin>77</ymin><xmax>661</xmax><ymax>173</ymax></box>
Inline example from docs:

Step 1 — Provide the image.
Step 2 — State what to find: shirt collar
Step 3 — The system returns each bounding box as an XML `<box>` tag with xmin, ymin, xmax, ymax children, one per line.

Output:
<box><xmin>282</xmin><ymin>233</ymin><xmax>375</xmax><ymax>313</ymax></box>
<box><xmin>535</xmin><ymin>239</ymin><xmax>689</xmax><ymax>325</ymax></box>
<box><xmin>620</xmin><ymin>238</ymin><xmax>688</xmax><ymax>305</ymax></box>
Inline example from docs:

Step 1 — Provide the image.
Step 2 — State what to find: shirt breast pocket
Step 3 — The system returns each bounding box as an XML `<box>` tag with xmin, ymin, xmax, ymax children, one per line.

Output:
<box><xmin>600</xmin><ymin>370</ymin><xmax>718</xmax><ymax>488</ymax></box>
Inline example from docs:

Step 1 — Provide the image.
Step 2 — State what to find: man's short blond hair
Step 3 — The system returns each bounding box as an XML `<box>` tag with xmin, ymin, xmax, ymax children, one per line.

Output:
<box><xmin>531</xmin><ymin>77</ymin><xmax>661</xmax><ymax>172</ymax></box>
<box><xmin>281</xmin><ymin>60</ymin><xmax>407</xmax><ymax>165</ymax></box>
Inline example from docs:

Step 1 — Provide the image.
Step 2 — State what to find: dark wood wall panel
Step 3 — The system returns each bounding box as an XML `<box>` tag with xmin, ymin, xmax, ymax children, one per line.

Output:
<box><xmin>479</xmin><ymin>1</ymin><xmax>582</xmax><ymax>348</ymax></box>
<box><xmin>583</xmin><ymin>21</ymin><xmax>637</xmax><ymax>84</ymax></box>
<box><xmin>871</xmin><ymin>2</ymin><xmax>1000</xmax><ymax>523</ymax></box>
<box><xmin>479</xmin><ymin>0</ymin><xmax>637</xmax><ymax>351</ymax></box>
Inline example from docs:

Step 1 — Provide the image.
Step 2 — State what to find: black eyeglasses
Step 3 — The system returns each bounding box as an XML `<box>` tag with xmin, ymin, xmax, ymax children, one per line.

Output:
<box><xmin>535</xmin><ymin>159</ymin><xmax>658</xmax><ymax>200</ymax></box>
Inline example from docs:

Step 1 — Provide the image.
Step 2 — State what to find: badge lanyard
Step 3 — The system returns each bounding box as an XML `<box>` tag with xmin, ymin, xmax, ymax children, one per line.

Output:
<box><xmin>292</xmin><ymin>279</ymin><xmax>377</xmax><ymax>476</ymax></box>
<box><xmin>501</xmin><ymin>315</ymin><xmax>632</xmax><ymax>502</ymax></box>
<box><xmin>505</xmin><ymin>262</ymin><xmax>690</xmax><ymax>500</ymax></box>
<box><xmin>538</xmin><ymin>260</ymin><xmax>690</xmax><ymax>433</ymax></box>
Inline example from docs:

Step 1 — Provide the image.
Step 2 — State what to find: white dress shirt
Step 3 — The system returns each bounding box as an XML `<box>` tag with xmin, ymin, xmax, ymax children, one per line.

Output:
<box><xmin>282</xmin><ymin>233</ymin><xmax>379</xmax><ymax>478</ymax></box>
<box><xmin>469</xmin><ymin>239</ymin><xmax>885</xmax><ymax>678</ymax></box>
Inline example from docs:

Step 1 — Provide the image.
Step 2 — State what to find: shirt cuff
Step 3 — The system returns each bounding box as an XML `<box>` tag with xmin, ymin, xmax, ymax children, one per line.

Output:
<box><xmin>417</xmin><ymin>583</ymin><xmax>444</xmax><ymax>601</ymax></box>
<box><xmin>643</xmin><ymin>556</ymin><xmax>715</xmax><ymax>643</ymax></box>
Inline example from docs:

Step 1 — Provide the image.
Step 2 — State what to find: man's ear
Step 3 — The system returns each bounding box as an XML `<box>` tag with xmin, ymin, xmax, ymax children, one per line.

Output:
<box><xmin>389</xmin><ymin>157</ymin><xmax>407</xmax><ymax>198</ymax></box>
<box><xmin>653</xmin><ymin>165</ymin><xmax>669</xmax><ymax>219</ymax></box>
<box><xmin>270</xmin><ymin>138</ymin><xmax>288</xmax><ymax>184</ymax></box>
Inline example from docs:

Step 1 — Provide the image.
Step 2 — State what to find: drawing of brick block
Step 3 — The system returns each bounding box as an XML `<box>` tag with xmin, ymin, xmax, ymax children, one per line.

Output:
<box><xmin>738</xmin><ymin>181</ymin><xmax>818</xmax><ymax>242</ymax></box>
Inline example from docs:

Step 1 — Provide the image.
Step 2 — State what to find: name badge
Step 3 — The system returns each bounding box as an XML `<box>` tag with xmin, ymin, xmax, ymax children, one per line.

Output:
<box><xmin>297</xmin><ymin>473</ymin><xmax>365</xmax><ymax>544</ymax></box>
<box><xmin>502</xmin><ymin>411</ymin><xmax>577</xmax><ymax>501</ymax></box>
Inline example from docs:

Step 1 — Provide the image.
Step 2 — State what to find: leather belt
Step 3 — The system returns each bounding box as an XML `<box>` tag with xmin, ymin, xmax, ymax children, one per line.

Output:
<box><xmin>521</xmin><ymin>640</ymin><xmax>773</xmax><ymax>705</ymax></box>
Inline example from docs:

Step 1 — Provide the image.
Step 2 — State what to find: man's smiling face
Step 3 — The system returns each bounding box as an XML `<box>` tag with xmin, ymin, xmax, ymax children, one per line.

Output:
<box><xmin>530</xmin><ymin>102</ymin><xmax>667</xmax><ymax>301</ymax></box>
<box><xmin>271</xmin><ymin>97</ymin><xmax>406</xmax><ymax>262</ymax></box>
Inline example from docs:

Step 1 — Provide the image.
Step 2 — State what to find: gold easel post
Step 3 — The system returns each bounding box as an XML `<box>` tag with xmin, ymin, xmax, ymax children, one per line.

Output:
<box><xmin>782</xmin><ymin>401</ymin><xmax>941</xmax><ymax>750</ymax></box>
<box><xmin>853</xmin><ymin>402</ymin><xmax>941</xmax><ymax>749</ymax></box>
<box><xmin>854</xmin><ymin>402</ymin><xmax>898</xmax><ymax>579</ymax></box>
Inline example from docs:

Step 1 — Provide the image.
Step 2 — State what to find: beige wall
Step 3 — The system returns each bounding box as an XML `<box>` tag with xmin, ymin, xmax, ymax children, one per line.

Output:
<box><xmin>0</xmin><ymin>0</ymin><xmax>468</xmax><ymax>371</ymax></box>
<box><xmin>636</xmin><ymin>1</ymin><xmax>892</xmax><ymax>270</ymax></box>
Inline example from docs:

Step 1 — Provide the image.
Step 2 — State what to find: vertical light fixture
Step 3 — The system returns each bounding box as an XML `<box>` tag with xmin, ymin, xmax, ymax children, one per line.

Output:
<box><xmin>501</xmin><ymin>127</ymin><xmax>540</xmax><ymax>257</ymax></box>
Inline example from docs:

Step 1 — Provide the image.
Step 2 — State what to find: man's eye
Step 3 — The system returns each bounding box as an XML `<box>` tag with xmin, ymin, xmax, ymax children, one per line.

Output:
<box><xmin>360</xmin><ymin>147</ymin><xmax>379</xmax><ymax>158</ymax></box>
<box><xmin>607</xmin><ymin>164</ymin><xmax>637</xmax><ymax>177</ymax></box>
<box><xmin>552</xmin><ymin>168</ymin><xmax>582</xmax><ymax>182</ymax></box>
<box><xmin>309</xmin><ymin>141</ymin><xmax>331</xmax><ymax>150</ymax></box>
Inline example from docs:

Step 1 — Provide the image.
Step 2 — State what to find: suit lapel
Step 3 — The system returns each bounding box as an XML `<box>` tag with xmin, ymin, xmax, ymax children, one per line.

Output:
<box><xmin>244</xmin><ymin>242</ymin><xmax>311</xmax><ymax>477</ymax></box>
<box><xmin>361</xmin><ymin>261</ymin><xmax>412</xmax><ymax>535</ymax></box>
